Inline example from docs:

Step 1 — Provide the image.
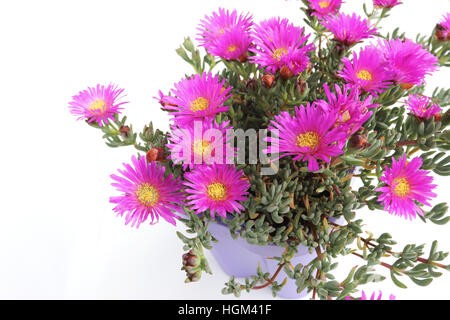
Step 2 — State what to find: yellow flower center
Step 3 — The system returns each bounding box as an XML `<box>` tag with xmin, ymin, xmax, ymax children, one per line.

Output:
<box><xmin>227</xmin><ymin>45</ymin><xmax>237</xmax><ymax>53</ymax></box>
<box><xmin>136</xmin><ymin>183</ymin><xmax>159</xmax><ymax>206</ymax></box>
<box><xmin>273</xmin><ymin>48</ymin><xmax>288</xmax><ymax>61</ymax></box>
<box><xmin>319</xmin><ymin>1</ymin><xmax>330</xmax><ymax>8</ymax></box>
<box><xmin>89</xmin><ymin>99</ymin><xmax>106</xmax><ymax>112</ymax></box>
<box><xmin>357</xmin><ymin>70</ymin><xmax>373</xmax><ymax>81</ymax></box>
<box><xmin>193</xmin><ymin>140</ymin><xmax>211</xmax><ymax>156</ymax></box>
<box><xmin>393</xmin><ymin>178</ymin><xmax>410</xmax><ymax>197</ymax></box>
<box><xmin>190</xmin><ymin>97</ymin><xmax>209</xmax><ymax>112</ymax></box>
<box><xmin>297</xmin><ymin>131</ymin><xmax>320</xmax><ymax>149</ymax></box>
<box><xmin>207</xmin><ymin>182</ymin><xmax>227</xmax><ymax>201</ymax></box>
<box><xmin>341</xmin><ymin>110</ymin><xmax>351</xmax><ymax>123</ymax></box>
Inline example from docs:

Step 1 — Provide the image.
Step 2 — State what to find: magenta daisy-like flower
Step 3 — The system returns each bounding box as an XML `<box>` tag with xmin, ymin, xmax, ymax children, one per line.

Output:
<box><xmin>167</xmin><ymin>120</ymin><xmax>235</xmax><ymax>169</ymax></box>
<box><xmin>249</xmin><ymin>17</ymin><xmax>315</xmax><ymax>76</ymax></box>
<box><xmin>436</xmin><ymin>13</ymin><xmax>450</xmax><ymax>41</ymax></box>
<box><xmin>306</xmin><ymin>0</ymin><xmax>343</xmax><ymax>19</ymax></box>
<box><xmin>378</xmin><ymin>39</ymin><xmax>439</xmax><ymax>88</ymax></box>
<box><xmin>109</xmin><ymin>156</ymin><xmax>185</xmax><ymax>227</ymax></box>
<box><xmin>68</xmin><ymin>84</ymin><xmax>127</xmax><ymax>127</ymax></box>
<box><xmin>184</xmin><ymin>164</ymin><xmax>250</xmax><ymax>218</ymax></box>
<box><xmin>158</xmin><ymin>73</ymin><xmax>232</xmax><ymax>127</ymax></box>
<box><xmin>337</xmin><ymin>46</ymin><xmax>392</xmax><ymax>96</ymax></box>
<box><xmin>197</xmin><ymin>8</ymin><xmax>253</xmax><ymax>60</ymax></box>
<box><xmin>321</xmin><ymin>13</ymin><xmax>377</xmax><ymax>46</ymax></box>
<box><xmin>406</xmin><ymin>94</ymin><xmax>441</xmax><ymax>119</ymax></box>
<box><xmin>373</xmin><ymin>0</ymin><xmax>402</xmax><ymax>8</ymax></box>
<box><xmin>346</xmin><ymin>291</ymin><xmax>396</xmax><ymax>300</ymax></box>
<box><xmin>266</xmin><ymin>103</ymin><xmax>347</xmax><ymax>171</ymax></box>
<box><xmin>376</xmin><ymin>155</ymin><xmax>437</xmax><ymax>220</ymax></box>
<box><xmin>317</xmin><ymin>83</ymin><xmax>376</xmax><ymax>140</ymax></box>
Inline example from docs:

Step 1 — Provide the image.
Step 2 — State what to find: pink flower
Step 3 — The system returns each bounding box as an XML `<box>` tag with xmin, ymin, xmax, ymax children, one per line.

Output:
<box><xmin>167</xmin><ymin>119</ymin><xmax>235</xmax><ymax>169</ymax></box>
<box><xmin>373</xmin><ymin>0</ymin><xmax>402</xmax><ymax>8</ymax></box>
<box><xmin>158</xmin><ymin>73</ymin><xmax>232</xmax><ymax>127</ymax></box>
<box><xmin>338</xmin><ymin>46</ymin><xmax>392</xmax><ymax>96</ymax></box>
<box><xmin>306</xmin><ymin>0</ymin><xmax>343</xmax><ymax>19</ymax></box>
<box><xmin>377</xmin><ymin>155</ymin><xmax>437</xmax><ymax>220</ymax></box>
<box><xmin>321</xmin><ymin>13</ymin><xmax>377</xmax><ymax>46</ymax></box>
<box><xmin>109</xmin><ymin>156</ymin><xmax>185</xmax><ymax>227</ymax></box>
<box><xmin>184</xmin><ymin>164</ymin><xmax>250</xmax><ymax>218</ymax></box>
<box><xmin>378</xmin><ymin>39</ymin><xmax>439</xmax><ymax>87</ymax></box>
<box><xmin>316</xmin><ymin>84</ymin><xmax>376</xmax><ymax>141</ymax></box>
<box><xmin>266</xmin><ymin>103</ymin><xmax>347</xmax><ymax>171</ymax></box>
<box><xmin>346</xmin><ymin>290</ymin><xmax>396</xmax><ymax>300</ymax></box>
<box><xmin>197</xmin><ymin>8</ymin><xmax>253</xmax><ymax>60</ymax></box>
<box><xmin>68</xmin><ymin>84</ymin><xmax>127</xmax><ymax>127</ymax></box>
<box><xmin>406</xmin><ymin>95</ymin><xmax>441</xmax><ymax>119</ymax></box>
<box><xmin>249</xmin><ymin>17</ymin><xmax>315</xmax><ymax>76</ymax></box>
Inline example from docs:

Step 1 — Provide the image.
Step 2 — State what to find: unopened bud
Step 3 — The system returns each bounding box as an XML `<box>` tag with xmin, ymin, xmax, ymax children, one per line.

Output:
<box><xmin>296</xmin><ymin>79</ymin><xmax>308</xmax><ymax>95</ymax></box>
<box><xmin>435</xmin><ymin>24</ymin><xmax>450</xmax><ymax>42</ymax></box>
<box><xmin>334</xmin><ymin>43</ymin><xmax>346</xmax><ymax>56</ymax></box>
<box><xmin>182</xmin><ymin>249</ymin><xmax>202</xmax><ymax>283</ymax></box>
<box><xmin>146</xmin><ymin>147</ymin><xmax>165</xmax><ymax>162</ymax></box>
<box><xmin>119</xmin><ymin>125</ymin><xmax>130</xmax><ymax>138</ymax></box>
<box><xmin>262</xmin><ymin>74</ymin><xmax>275</xmax><ymax>88</ymax></box>
<box><xmin>182</xmin><ymin>251</ymin><xmax>199</xmax><ymax>267</ymax></box>
<box><xmin>349</xmin><ymin>134</ymin><xmax>370</xmax><ymax>150</ymax></box>
<box><xmin>246</xmin><ymin>79</ymin><xmax>257</xmax><ymax>91</ymax></box>
<box><xmin>399</xmin><ymin>83</ymin><xmax>414</xmax><ymax>90</ymax></box>
<box><xmin>238</xmin><ymin>53</ymin><xmax>248</xmax><ymax>63</ymax></box>
<box><xmin>434</xmin><ymin>112</ymin><xmax>442</xmax><ymax>122</ymax></box>
<box><xmin>280</xmin><ymin>65</ymin><xmax>294</xmax><ymax>80</ymax></box>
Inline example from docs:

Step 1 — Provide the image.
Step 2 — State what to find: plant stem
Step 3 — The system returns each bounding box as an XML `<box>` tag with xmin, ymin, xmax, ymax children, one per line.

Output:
<box><xmin>250</xmin><ymin>263</ymin><xmax>286</xmax><ymax>290</ymax></box>
<box><xmin>351</xmin><ymin>252</ymin><xmax>406</xmax><ymax>274</ymax></box>
<box><xmin>396</xmin><ymin>140</ymin><xmax>418</xmax><ymax>147</ymax></box>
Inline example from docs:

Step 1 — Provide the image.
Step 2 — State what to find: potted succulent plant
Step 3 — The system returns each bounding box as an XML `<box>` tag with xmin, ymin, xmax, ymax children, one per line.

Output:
<box><xmin>69</xmin><ymin>0</ymin><xmax>450</xmax><ymax>299</ymax></box>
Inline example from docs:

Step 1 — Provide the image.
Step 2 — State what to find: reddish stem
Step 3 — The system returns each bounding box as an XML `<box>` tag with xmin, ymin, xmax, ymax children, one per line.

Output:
<box><xmin>395</xmin><ymin>140</ymin><xmax>418</xmax><ymax>147</ymax></box>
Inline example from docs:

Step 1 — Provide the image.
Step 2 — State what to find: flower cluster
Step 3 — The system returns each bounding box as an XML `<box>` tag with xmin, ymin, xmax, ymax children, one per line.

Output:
<box><xmin>338</xmin><ymin>39</ymin><xmax>438</xmax><ymax>95</ymax></box>
<box><xmin>69</xmin><ymin>1</ymin><xmax>450</xmax><ymax>301</ymax></box>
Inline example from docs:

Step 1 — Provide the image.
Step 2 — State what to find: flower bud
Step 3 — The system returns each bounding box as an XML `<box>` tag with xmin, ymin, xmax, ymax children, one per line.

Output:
<box><xmin>435</xmin><ymin>24</ymin><xmax>450</xmax><ymax>42</ymax></box>
<box><xmin>119</xmin><ymin>125</ymin><xmax>130</xmax><ymax>138</ymax></box>
<box><xmin>262</xmin><ymin>74</ymin><xmax>275</xmax><ymax>88</ymax></box>
<box><xmin>246</xmin><ymin>79</ymin><xmax>257</xmax><ymax>91</ymax></box>
<box><xmin>238</xmin><ymin>53</ymin><xmax>248</xmax><ymax>63</ymax></box>
<box><xmin>399</xmin><ymin>83</ymin><xmax>414</xmax><ymax>90</ymax></box>
<box><xmin>296</xmin><ymin>79</ymin><xmax>308</xmax><ymax>95</ymax></box>
<box><xmin>280</xmin><ymin>65</ymin><xmax>294</xmax><ymax>80</ymax></box>
<box><xmin>349</xmin><ymin>134</ymin><xmax>370</xmax><ymax>150</ymax></box>
<box><xmin>182</xmin><ymin>249</ymin><xmax>202</xmax><ymax>283</ymax></box>
<box><xmin>334</xmin><ymin>42</ymin><xmax>346</xmax><ymax>56</ymax></box>
<box><xmin>182</xmin><ymin>250</ymin><xmax>199</xmax><ymax>267</ymax></box>
<box><xmin>146</xmin><ymin>147</ymin><xmax>165</xmax><ymax>162</ymax></box>
<box><xmin>434</xmin><ymin>112</ymin><xmax>442</xmax><ymax>122</ymax></box>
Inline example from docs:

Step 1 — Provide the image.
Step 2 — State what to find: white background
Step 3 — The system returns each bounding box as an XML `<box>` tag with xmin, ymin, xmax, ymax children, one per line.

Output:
<box><xmin>0</xmin><ymin>0</ymin><xmax>449</xmax><ymax>300</ymax></box>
